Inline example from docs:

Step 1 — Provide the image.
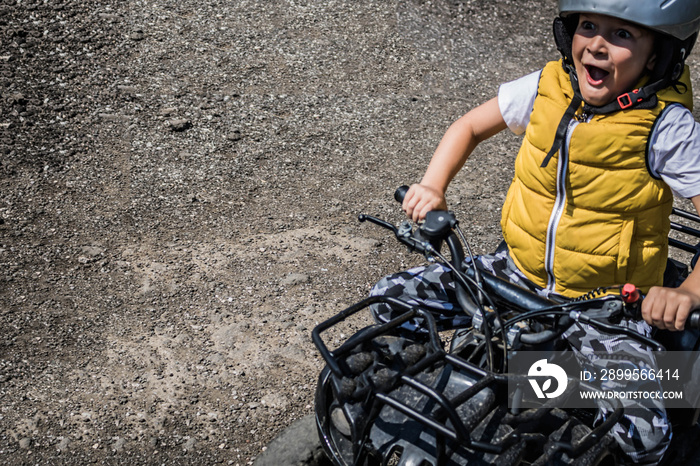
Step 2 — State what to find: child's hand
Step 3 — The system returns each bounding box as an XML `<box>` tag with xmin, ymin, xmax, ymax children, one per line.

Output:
<box><xmin>403</xmin><ymin>184</ymin><xmax>447</xmax><ymax>222</ymax></box>
<box><xmin>641</xmin><ymin>286</ymin><xmax>700</xmax><ymax>331</ymax></box>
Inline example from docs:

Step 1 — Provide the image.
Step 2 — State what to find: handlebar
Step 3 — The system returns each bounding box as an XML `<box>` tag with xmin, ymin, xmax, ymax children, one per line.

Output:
<box><xmin>368</xmin><ymin>186</ymin><xmax>700</xmax><ymax>332</ymax></box>
<box><xmin>689</xmin><ymin>312</ymin><xmax>700</xmax><ymax>329</ymax></box>
<box><xmin>395</xmin><ymin>185</ymin><xmax>409</xmax><ymax>204</ymax></box>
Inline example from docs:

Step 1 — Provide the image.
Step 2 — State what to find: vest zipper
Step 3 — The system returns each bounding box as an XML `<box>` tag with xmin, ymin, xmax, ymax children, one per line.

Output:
<box><xmin>544</xmin><ymin>118</ymin><xmax>579</xmax><ymax>293</ymax></box>
<box><xmin>575</xmin><ymin>109</ymin><xmax>591</xmax><ymax>122</ymax></box>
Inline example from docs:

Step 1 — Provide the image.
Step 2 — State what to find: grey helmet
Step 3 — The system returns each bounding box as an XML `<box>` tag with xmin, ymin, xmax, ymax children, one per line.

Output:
<box><xmin>554</xmin><ymin>0</ymin><xmax>699</xmax><ymax>86</ymax></box>
<box><xmin>559</xmin><ymin>0</ymin><xmax>700</xmax><ymax>41</ymax></box>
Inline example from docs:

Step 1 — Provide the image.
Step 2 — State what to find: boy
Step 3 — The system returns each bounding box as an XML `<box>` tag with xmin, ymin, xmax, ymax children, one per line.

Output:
<box><xmin>372</xmin><ymin>1</ymin><xmax>700</xmax><ymax>464</ymax></box>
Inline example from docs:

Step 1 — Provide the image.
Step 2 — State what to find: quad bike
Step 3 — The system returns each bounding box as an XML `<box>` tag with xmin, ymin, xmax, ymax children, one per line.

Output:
<box><xmin>254</xmin><ymin>187</ymin><xmax>700</xmax><ymax>466</ymax></box>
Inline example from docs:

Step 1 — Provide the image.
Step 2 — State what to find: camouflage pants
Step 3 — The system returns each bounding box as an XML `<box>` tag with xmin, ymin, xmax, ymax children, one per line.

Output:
<box><xmin>369</xmin><ymin>248</ymin><xmax>671</xmax><ymax>465</ymax></box>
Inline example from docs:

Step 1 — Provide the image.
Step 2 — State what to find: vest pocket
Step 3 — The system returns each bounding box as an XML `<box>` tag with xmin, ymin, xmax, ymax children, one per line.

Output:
<box><xmin>616</xmin><ymin>218</ymin><xmax>636</xmax><ymax>283</ymax></box>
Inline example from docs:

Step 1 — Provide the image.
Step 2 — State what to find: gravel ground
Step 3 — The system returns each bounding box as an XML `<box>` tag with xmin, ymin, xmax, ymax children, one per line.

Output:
<box><xmin>2</xmin><ymin>0</ymin><xmax>700</xmax><ymax>464</ymax></box>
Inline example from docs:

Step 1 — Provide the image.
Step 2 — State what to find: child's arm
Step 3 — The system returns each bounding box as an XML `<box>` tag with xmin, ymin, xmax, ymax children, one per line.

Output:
<box><xmin>642</xmin><ymin>195</ymin><xmax>700</xmax><ymax>331</ymax></box>
<box><xmin>403</xmin><ymin>97</ymin><xmax>507</xmax><ymax>222</ymax></box>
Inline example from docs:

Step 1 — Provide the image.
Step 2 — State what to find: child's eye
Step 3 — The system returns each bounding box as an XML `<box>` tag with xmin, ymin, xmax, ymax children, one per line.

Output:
<box><xmin>580</xmin><ymin>21</ymin><xmax>595</xmax><ymax>31</ymax></box>
<box><xmin>616</xmin><ymin>29</ymin><xmax>632</xmax><ymax>39</ymax></box>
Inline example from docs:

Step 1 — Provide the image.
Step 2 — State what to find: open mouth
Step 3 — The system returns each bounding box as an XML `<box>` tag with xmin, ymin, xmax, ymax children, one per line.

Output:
<box><xmin>585</xmin><ymin>65</ymin><xmax>609</xmax><ymax>85</ymax></box>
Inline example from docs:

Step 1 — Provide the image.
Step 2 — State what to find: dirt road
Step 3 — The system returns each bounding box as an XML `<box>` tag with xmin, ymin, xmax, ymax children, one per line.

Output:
<box><xmin>2</xmin><ymin>0</ymin><xmax>699</xmax><ymax>464</ymax></box>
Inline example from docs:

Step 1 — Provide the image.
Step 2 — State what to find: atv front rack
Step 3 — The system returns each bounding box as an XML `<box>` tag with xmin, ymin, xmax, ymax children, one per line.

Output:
<box><xmin>670</xmin><ymin>207</ymin><xmax>700</xmax><ymax>269</ymax></box>
<box><xmin>312</xmin><ymin>296</ymin><xmax>623</xmax><ymax>465</ymax></box>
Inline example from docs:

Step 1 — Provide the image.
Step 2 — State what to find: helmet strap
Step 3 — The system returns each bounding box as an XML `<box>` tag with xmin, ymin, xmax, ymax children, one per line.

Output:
<box><xmin>586</xmin><ymin>84</ymin><xmax>660</xmax><ymax>115</ymax></box>
<box><xmin>541</xmin><ymin>89</ymin><xmax>582</xmax><ymax>168</ymax></box>
<box><xmin>541</xmin><ymin>67</ymin><xmax>661</xmax><ymax>168</ymax></box>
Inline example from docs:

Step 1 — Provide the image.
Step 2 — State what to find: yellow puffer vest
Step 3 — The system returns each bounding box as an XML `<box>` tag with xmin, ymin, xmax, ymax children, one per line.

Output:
<box><xmin>501</xmin><ymin>60</ymin><xmax>693</xmax><ymax>297</ymax></box>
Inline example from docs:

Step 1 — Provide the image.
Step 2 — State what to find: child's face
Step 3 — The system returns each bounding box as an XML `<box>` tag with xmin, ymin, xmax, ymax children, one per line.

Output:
<box><xmin>572</xmin><ymin>13</ymin><xmax>656</xmax><ymax>107</ymax></box>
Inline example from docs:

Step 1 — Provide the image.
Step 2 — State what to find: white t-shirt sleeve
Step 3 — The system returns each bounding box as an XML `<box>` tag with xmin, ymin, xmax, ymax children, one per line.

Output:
<box><xmin>648</xmin><ymin>104</ymin><xmax>700</xmax><ymax>199</ymax></box>
<box><xmin>498</xmin><ymin>70</ymin><xmax>541</xmax><ymax>135</ymax></box>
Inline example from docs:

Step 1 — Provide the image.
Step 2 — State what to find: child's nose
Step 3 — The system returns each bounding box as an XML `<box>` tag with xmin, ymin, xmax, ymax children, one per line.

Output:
<box><xmin>586</xmin><ymin>35</ymin><xmax>608</xmax><ymax>55</ymax></box>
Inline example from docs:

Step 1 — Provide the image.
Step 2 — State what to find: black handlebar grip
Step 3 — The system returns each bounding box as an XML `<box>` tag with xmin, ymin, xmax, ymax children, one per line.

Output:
<box><xmin>687</xmin><ymin>311</ymin><xmax>700</xmax><ymax>329</ymax></box>
<box><xmin>394</xmin><ymin>185</ymin><xmax>410</xmax><ymax>204</ymax></box>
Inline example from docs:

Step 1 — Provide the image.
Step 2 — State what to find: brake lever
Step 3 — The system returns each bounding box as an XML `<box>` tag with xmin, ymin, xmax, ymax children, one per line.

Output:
<box><xmin>358</xmin><ymin>214</ymin><xmax>398</xmax><ymax>234</ymax></box>
<box><xmin>358</xmin><ymin>214</ymin><xmax>433</xmax><ymax>256</ymax></box>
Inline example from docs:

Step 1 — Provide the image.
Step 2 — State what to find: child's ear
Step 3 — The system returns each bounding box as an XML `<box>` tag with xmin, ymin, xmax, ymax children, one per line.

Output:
<box><xmin>646</xmin><ymin>52</ymin><xmax>657</xmax><ymax>72</ymax></box>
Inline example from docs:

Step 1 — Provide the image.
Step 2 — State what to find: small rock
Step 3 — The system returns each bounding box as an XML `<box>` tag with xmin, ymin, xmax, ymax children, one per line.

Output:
<box><xmin>117</xmin><ymin>85</ymin><xmax>138</xmax><ymax>95</ymax></box>
<box><xmin>57</xmin><ymin>437</ymin><xmax>70</xmax><ymax>452</ymax></box>
<box><xmin>112</xmin><ymin>437</ymin><xmax>125</xmax><ymax>452</ymax></box>
<box><xmin>280</xmin><ymin>273</ymin><xmax>309</xmax><ymax>286</ymax></box>
<box><xmin>226</xmin><ymin>130</ymin><xmax>242</xmax><ymax>141</ymax></box>
<box><xmin>183</xmin><ymin>437</ymin><xmax>196</xmax><ymax>452</ymax></box>
<box><xmin>19</xmin><ymin>437</ymin><xmax>31</xmax><ymax>449</ymax></box>
<box><xmin>168</xmin><ymin>119</ymin><xmax>191</xmax><ymax>132</ymax></box>
<box><xmin>82</xmin><ymin>246</ymin><xmax>105</xmax><ymax>257</ymax></box>
<box><xmin>129</xmin><ymin>30</ymin><xmax>145</xmax><ymax>41</ymax></box>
